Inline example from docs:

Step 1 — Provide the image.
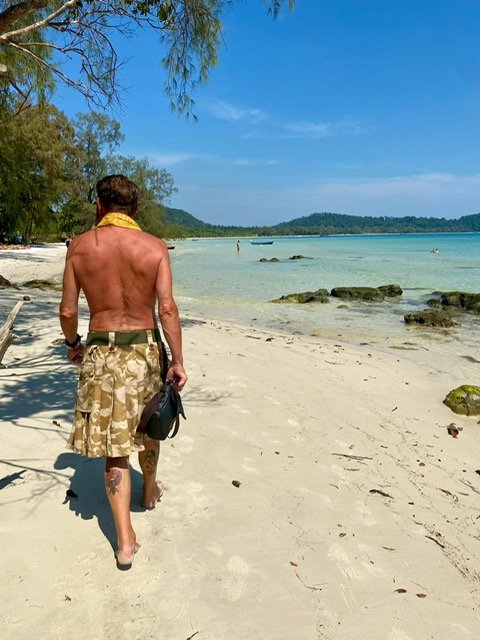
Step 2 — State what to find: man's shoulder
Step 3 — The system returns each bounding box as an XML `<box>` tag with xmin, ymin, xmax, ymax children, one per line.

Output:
<box><xmin>70</xmin><ymin>228</ymin><xmax>95</xmax><ymax>244</ymax></box>
<box><xmin>67</xmin><ymin>229</ymin><xmax>94</xmax><ymax>253</ymax></box>
<box><xmin>138</xmin><ymin>230</ymin><xmax>168</xmax><ymax>251</ymax></box>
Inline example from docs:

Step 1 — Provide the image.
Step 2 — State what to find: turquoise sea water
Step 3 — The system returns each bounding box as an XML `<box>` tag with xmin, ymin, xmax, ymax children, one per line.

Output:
<box><xmin>170</xmin><ymin>233</ymin><xmax>480</xmax><ymax>350</ymax></box>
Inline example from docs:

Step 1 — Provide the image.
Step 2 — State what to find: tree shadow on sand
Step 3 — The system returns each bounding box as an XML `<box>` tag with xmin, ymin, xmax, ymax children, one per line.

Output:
<box><xmin>0</xmin><ymin>354</ymin><xmax>78</xmax><ymax>425</ymax></box>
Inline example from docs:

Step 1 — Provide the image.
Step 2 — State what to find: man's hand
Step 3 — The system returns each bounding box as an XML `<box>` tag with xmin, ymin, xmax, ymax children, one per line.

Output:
<box><xmin>166</xmin><ymin>362</ymin><xmax>188</xmax><ymax>392</ymax></box>
<box><xmin>67</xmin><ymin>344</ymin><xmax>84</xmax><ymax>365</ymax></box>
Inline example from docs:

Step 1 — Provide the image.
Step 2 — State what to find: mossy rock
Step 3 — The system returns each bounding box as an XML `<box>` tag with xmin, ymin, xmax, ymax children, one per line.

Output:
<box><xmin>426</xmin><ymin>298</ymin><xmax>443</xmax><ymax>309</ymax></box>
<box><xmin>443</xmin><ymin>385</ymin><xmax>480</xmax><ymax>416</ymax></box>
<box><xmin>404</xmin><ymin>310</ymin><xmax>458</xmax><ymax>327</ymax></box>
<box><xmin>22</xmin><ymin>279</ymin><xmax>62</xmax><ymax>291</ymax></box>
<box><xmin>259</xmin><ymin>257</ymin><xmax>280</xmax><ymax>263</ymax></box>
<box><xmin>378</xmin><ymin>283</ymin><xmax>403</xmax><ymax>297</ymax></box>
<box><xmin>0</xmin><ymin>274</ymin><xmax>12</xmax><ymax>288</ymax></box>
<box><xmin>331</xmin><ymin>286</ymin><xmax>384</xmax><ymax>302</ymax></box>
<box><xmin>272</xmin><ymin>289</ymin><xmax>329</xmax><ymax>304</ymax></box>
<box><xmin>440</xmin><ymin>291</ymin><xmax>480</xmax><ymax>314</ymax></box>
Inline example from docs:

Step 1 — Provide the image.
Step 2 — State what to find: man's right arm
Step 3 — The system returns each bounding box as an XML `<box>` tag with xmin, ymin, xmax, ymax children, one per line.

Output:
<box><xmin>155</xmin><ymin>245</ymin><xmax>187</xmax><ymax>391</ymax></box>
<box><xmin>59</xmin><ymin>240</ymin><xmax>84</xmax><ymax>364</ymax></box>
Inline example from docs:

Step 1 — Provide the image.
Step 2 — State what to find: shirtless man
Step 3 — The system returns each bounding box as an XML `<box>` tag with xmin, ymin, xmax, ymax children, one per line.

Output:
<box><xmin>60</xmin><ymin>174</ymin><xmax>187</xmax><ymax>569</ymax></box>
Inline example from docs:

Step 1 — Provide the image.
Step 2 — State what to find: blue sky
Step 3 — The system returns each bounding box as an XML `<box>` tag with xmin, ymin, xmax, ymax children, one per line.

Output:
<box><xmin>58</xmin><ymin>1</ymin><xmax>480</xmax><ymax>226</ymax></box>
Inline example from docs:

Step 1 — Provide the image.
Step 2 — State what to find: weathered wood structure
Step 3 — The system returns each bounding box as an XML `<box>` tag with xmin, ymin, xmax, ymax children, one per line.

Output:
<box><xmin>0</xmin><ymin>301</ymin><xmax>24</xmax><ymax>366</ymax></box>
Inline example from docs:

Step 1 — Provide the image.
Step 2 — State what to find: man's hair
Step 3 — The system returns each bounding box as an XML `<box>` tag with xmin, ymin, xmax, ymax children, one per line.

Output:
<box><xmin>96</xmin><ymin>175</ymin><xmax>140</xmax><ymax>214</ymax></box>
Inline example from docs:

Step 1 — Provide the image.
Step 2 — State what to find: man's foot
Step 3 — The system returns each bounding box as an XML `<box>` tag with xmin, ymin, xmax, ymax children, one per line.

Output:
<box><xmin>142</xmin><ymin>481</ymin><xmax>164</xmax><ymax>510</ymax></box>
<box><xmin>115</xmin><ymin>541</ymin><xmax>140</xmax><ymax>571</ymax></box>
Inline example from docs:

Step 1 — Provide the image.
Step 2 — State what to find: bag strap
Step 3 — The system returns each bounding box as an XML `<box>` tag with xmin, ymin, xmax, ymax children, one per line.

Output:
<box><xmin>160</xmin><ymin>340</ymin><xmax>169</xmax><ymax>384</ymax></box>
<box><xmin>136</xmin><ymin>389</ymin><xmax>163</xmax><ymax>434</ymax></box>
<box><xmin>171</xmin><ymin>392</ymin><xmax>186</xmax><ymax>438</ymax></box>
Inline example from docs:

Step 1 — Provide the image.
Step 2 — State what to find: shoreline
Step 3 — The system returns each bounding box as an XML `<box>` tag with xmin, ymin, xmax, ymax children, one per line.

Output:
<box><xmin>1</xmin><ymin>242</ymin><xmax>479</xmax><ymax>368</ymax></box>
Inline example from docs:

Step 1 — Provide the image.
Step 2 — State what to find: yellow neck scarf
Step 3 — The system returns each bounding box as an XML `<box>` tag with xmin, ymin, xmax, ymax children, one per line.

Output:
<box><xmin>96</xmin><ymin>212</ymin><xmax>141</xmax><ymax>230</ymax></box>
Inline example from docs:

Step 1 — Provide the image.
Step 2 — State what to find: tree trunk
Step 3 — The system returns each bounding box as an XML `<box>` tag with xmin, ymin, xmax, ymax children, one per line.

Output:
<box><xmin>0</xmin><ymin>301</ymin><xmax>24</xmax><ymax>366</ymax></box>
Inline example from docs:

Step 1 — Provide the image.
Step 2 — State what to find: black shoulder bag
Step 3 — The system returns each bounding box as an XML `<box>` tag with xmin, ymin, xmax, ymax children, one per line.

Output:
<box><xmin>137</xmin><ymin>341</ymin><xmax>186</xmax><ymax>440</ymax></box>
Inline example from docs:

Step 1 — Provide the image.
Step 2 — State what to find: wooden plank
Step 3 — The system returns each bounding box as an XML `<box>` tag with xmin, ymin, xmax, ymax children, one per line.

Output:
<box><xmin>0</xmin><ymin>301</ymin><xmax>24</xmax><ymax>366</ymax></box>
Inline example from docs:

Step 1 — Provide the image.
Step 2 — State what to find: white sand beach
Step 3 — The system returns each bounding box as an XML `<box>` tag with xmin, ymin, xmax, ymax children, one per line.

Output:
<box><xmin>1</xmin><ymin>244</ymin><xmax>480</xmax><ymax>639</ymax></box>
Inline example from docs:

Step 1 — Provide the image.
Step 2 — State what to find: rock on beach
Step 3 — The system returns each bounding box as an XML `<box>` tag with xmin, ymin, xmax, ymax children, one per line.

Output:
<box><xmin>443</xmin><ymin>385</ymin><xmax>480</xmax><ymax>416</ymax></box>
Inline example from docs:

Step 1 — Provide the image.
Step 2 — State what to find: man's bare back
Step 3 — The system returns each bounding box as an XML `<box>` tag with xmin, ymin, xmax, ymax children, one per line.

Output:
<box><xmin>66</xmin><ymin>226</ymin><xmax>169</xmax><ymax>331</ymax></box>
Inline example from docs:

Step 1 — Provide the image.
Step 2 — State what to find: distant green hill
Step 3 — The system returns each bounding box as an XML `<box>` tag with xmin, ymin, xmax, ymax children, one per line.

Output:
<box><xmin>272</xmin><ymin>211</ymin><xmax>480</xmax><ymax>234</ymax></box>
<box><xmin>163</xmin><ymin>207</ymin><xmax>213</xmax><ymax>230</ymax></box>
<box><xmin>163</xmin><ymin>207</ymin><xmax>480</xmax><ymax>236</ymax></box>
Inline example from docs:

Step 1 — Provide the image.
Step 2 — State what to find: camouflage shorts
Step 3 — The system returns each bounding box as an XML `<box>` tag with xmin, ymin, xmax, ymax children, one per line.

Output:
<box><xmin>67</xmin><ymin>333</ymin><xmax>163</xmax><ymax>458</ymax></box>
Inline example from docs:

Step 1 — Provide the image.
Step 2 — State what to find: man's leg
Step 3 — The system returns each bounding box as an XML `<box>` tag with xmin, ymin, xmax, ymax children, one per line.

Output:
<box><xmin>138</xmin><ymin>437</ymin><xmax>163</xmax><ymax>509</ymax></box>
<box><xmin>104</xmin><ymin>456</ymin><xmax>137</xmax><ymax>556</ymax></box>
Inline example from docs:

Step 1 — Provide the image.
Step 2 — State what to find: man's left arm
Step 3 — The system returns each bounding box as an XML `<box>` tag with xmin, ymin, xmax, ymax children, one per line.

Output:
<box><xmin>59</xmin><ymin>244</ymin><xmax>83</xmax><ymax>363</ymax></box>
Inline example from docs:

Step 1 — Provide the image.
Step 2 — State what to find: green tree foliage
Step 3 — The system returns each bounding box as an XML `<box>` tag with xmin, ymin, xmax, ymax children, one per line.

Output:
<box><xmin>0</xmin><ymin>105</ymin><xmax>176</xmax><ymax>241</ymax></box>
<box><xmin>108</xmin><ymin>154</ymin><xmax>177</xmax><ymax>236</ymax></box>
<box><xmin>73</xmin><ymin>111</ymin><xmax>125</xmax><ymax>203</ymax></box>
<box><xmin>0</xmin><ymin>12</ymin><xmax>54</xmax><ymax>114</ymax></box>
<box><xmin>0</xmin><ymin>102</ymin><xmax>80</xmax><ymax>241</ymax></box>
<box><xmin>59</xmin><ymin>112</ymin><xmax>176</xmax><ymax>238</ymax></box>
<box><xmin>58</xmin><ymin>111</ymin><xmax>125</xmax><ymax>236</ymax></box>
<box><xmin>0</xmin><ymin>1</ymin><xmax>295</xmax><ymax>111</ymax></box>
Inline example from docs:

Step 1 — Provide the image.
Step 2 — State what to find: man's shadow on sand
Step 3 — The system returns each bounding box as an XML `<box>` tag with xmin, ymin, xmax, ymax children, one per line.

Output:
<box><xmin>54</xmin><ymin>453</ymin><xmax>148</xmax><ymax>550</ymax></box>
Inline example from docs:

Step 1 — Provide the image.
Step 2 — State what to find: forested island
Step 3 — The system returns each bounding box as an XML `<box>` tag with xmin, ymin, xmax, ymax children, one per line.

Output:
<box><xmin>165</xmin><ymin>207</ymin><xmax>480</xmax><ymax>238</ymax></box>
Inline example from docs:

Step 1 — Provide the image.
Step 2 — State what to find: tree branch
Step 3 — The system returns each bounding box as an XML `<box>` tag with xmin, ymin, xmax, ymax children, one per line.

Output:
<box><xmin>0</xmin><ymin>0</ymin><xmax>81</xmax><ymax>40</ymax></box>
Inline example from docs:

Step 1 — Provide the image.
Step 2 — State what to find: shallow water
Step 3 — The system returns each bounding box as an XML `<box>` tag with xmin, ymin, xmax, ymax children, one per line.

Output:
<box><xmin>170</xmin><ymin>233</ymin><xmax>480</xmax><ymax>355</ymax></box>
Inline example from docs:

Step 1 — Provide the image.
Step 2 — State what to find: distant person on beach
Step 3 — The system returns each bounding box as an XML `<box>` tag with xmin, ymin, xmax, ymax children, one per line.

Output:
<box><xmin>59</xmin><ymin>174</ymin><xmax>187</xmax><ymax>570</ymax></box>
<box><xmin>236</xmin><ymin>240</ymin><xmax>240</xmax><ymax>253</ymax></box>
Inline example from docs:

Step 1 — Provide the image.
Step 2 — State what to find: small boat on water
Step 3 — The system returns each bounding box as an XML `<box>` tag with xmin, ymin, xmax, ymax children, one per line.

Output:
<box><xmin>250</xmin><ymin>240</ymin><xmax>274</xmax><ymax>245</ymax></box>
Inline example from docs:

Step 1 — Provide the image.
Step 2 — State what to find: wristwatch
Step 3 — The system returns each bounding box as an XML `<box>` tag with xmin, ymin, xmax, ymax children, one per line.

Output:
<box><xmin>65</xmin><ymin>334</ymin><xmax>82</xmax><ymax>349</ymax></box>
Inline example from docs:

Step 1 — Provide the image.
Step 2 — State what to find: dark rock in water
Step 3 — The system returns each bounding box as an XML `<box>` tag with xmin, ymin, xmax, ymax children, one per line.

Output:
<box><xmin>22</xmin><ymin>279</ymin><xmax>62</xmax><ymax>291</ymax></box>
<box><xmin>404</xmin><ymin>310</ymin><xmax>458</xmax><ymax>327</ymax></box>
<box><xmin>259</xmin><ymin>257</ymin><xmax>280</xmax><ymax>263</ymax></box>
<box><xmin>272</xmin><ymin>289</ymin><xmax>329</xmax><ymax>304</ymax></box>
<box><xmin>440</xmin><ymin>291</ymin><xmax>480</xmax><ymax>314</ymax></box>
<box><xmin>331</xmin><ymin>286</ymin><xmax>384</xmax><ymax>302</ymax></box>
<box><xmin>426</xmin><ymin>298</ymin><xmax>443</xmax><ymax>309</ymax></box>
<box><xmin>443</xmin><ymin>385</ymin><xmax>480</xmax><ymax>416</ymax></box>
<box><xmin>0</xmin><ymin>274</ymin><xmax>12</xmax><ymax>288</ymax></box>
<box><xmin>288</xmin><ymin>255</ymin><xmax>311</xmax><ymax>260</ymax></box>
<box><xmin>378</xmin><ymin>283</ymin><xmax>403</xmax><ymax>297</ymax></box>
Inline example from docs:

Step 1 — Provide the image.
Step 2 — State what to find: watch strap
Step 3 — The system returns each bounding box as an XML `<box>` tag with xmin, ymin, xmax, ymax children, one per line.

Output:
<box><xmin>65</xmin><ymin>334</ymin><xmax>81</xmax><ymax>349</ymax></box>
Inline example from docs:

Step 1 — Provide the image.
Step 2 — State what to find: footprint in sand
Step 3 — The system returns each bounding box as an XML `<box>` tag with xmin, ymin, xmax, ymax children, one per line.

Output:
<box><xmin>242</xmin><ymin>457</ymin><xmax>259</xmax><ymax>475</ymax></box>
<box><xmin>205</xmin><ymin>540</ymin><xmax>224</xmax><ymax>557</ymax></box>
<box><xmin>389</xmin><ymin>629</ymin><xmax>415</xmax><ymax>640</ymax></box>
<box><xmin>355</xmin><ymin>500</ymin><xmax>377</xmax><ymax>527</ymax></box>
<box><xmin>228</xmin><ymin>380</ymin><xmax>248</xmax><ymax>389</ymax></box>
<box><xmin>232</xmin><ymin>403</ymin><xmax>251</xmax><ymax>415</ymax></box>
<box><xmin>221</xmin><ymin>555</ymin><xmax>250</xmax><ymax>601</ymax></box>
<box><xmin>264</xmin><ymin>395</ymin><xmax>281</xmax><ymax>406</ymax></box>
<box><xmin>327</xmin><ymin>544</ymin><xmax>361</xmax><ymax>582</ymax></box>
